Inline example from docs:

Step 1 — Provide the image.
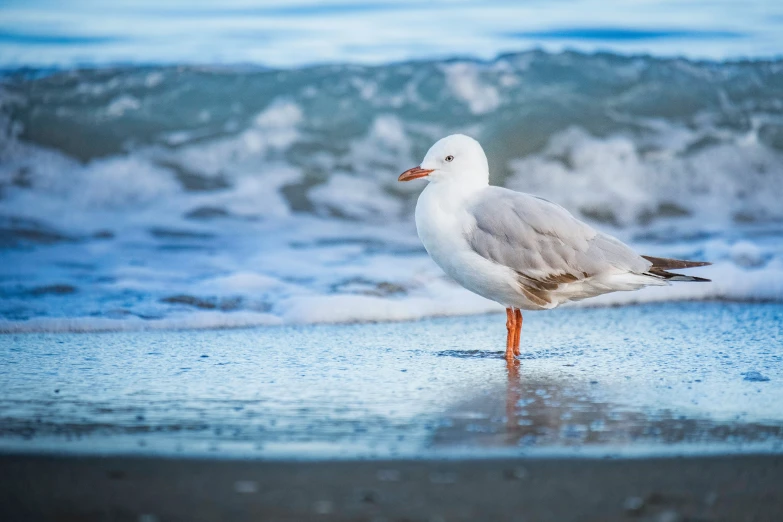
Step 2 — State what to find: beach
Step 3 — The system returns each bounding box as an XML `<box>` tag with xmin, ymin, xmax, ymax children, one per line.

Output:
<box><xmin>3</xmin><ymin>304</ymin><xmax>783</xmax><ymax>519</ymax></box>
<box><xmin>3</xmin><ymin>2</ymin><xmax>783</xmax><ymax>518</ymax></box>
<box><xmin>3</xmin><ymin>453</ymin><xmax>783</xmax><ymax>521</ymax></box>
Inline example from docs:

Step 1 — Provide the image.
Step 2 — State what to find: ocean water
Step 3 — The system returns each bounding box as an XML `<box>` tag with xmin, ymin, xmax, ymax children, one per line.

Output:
<box><xmin>2</xmin><ymin>2</ymin><xmax>782</xmax><ymax>462</ymax></box>
<box><xmin>1</xmin><ymin>0</ymin><xmax>782</xmax><ymax>68</ymax></box>
<box><xmin>1</xmin><ymin>303</ymin><xmax>781</xmax><ymax>458</ymax></box>
<box><xmin>2</xmin><ymin>51</ymin><xmax>783</xmax><ymax>332</ymax></box>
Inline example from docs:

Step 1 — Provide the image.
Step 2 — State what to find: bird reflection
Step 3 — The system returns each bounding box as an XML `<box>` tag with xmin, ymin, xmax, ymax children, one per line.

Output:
<box><xmin>430</xmin><ymin>358</ymin><xmax>783</xmax><ymax>450</ymax></box>
<box><xmin>505</xmin><ymin>358</ymin><xmax>522</xmax><ymax>443</ymax></box>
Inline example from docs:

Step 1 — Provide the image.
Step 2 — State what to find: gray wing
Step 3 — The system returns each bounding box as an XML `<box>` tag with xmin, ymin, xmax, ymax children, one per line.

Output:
<box><xmin>466</xmin><ymin>186</ymin><xmax>651</xmax><ymax>306</ymax></box>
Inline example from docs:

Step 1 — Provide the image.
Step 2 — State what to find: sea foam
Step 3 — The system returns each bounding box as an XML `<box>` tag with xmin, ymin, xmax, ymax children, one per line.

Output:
<box><xmin>2</xmin><ymin>52</ymin><xmax>783</xmax><ymax>332</ymax></box>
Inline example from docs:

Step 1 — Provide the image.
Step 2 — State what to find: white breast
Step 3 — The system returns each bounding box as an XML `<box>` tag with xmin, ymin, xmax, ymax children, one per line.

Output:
<box><xmin>414</xmin><ymin>184</ymin><xmax>523</xmax><ymax>308</ymax></box>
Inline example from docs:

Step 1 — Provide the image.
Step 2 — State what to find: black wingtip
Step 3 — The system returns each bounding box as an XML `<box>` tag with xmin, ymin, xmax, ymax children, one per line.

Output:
<box><xmin>647</xmin><ymin>267</ymin><xmax>711</xmax><ymax>282</ymax></box>
<box><xmin>679</xmin><ymin>275</ymin><xmax>712</xmax><ymax>283</ymax></box>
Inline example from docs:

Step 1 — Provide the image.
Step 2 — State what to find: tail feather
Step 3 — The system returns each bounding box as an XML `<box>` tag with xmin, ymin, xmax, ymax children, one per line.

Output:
<box><xmin>642</xmin><ymin>255</ymin><xmax>712</xmax><ymax>283</ymax></box>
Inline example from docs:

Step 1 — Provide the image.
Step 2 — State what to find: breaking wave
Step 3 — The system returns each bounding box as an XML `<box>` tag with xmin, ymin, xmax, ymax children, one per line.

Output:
<box><xmin>2</xmin><ymin>51</ymin><xmax>783</xmax><ymax>331</ymax></box>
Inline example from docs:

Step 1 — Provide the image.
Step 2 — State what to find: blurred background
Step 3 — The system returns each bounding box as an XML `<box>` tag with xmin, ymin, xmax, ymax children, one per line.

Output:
<box><xmin>2</xmin><ymin>0</ymin><xmax>782</xmax><ymax>332</ymax></box>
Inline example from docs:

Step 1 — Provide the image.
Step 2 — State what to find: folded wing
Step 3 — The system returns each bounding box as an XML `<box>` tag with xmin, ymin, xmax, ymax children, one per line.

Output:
<box><xmin>465</xmin><ymin>187</ymin><xmax>653</xmax><ymax>306</ymax></box>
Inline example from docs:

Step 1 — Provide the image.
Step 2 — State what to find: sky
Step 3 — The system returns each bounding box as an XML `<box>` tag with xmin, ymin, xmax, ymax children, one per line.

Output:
<box><xmin>1</xmin><ymin>0</ymin><xmax>781</xmax><ymax>68</ymax></box>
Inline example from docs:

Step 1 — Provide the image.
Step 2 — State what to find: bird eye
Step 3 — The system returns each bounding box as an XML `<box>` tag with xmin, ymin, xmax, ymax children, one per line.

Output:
<box><xmin>445</xmin><ymin>155</ymin><xmax>454</xmax><ymax>162</ymax></box>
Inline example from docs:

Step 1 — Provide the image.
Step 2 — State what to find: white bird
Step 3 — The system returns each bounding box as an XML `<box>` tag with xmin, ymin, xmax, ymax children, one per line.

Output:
<box><xmin>398</xmin><ymin>134</ymin><xmax>710</xmax><ymax>361</ymax></box>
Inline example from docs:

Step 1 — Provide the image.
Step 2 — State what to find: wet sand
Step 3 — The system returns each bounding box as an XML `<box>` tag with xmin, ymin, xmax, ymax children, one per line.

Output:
<box><xmin>2</xmin><ymin>453</ymin><xmax>783</xmax><ymax>521</ymax></box>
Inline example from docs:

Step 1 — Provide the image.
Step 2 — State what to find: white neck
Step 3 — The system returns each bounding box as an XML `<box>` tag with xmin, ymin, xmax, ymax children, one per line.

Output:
<box><xmin>425</xmin><ymin>177</ymin><xmax>487</xmax><ymax>211</ymax></box>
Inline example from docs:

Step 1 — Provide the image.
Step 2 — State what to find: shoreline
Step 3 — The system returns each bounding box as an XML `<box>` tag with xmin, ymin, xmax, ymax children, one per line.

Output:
<box><xmin>1</xmin><ymin>437</ymin><xmax>782</xmax><ymax>462</ymax></box>
<box><xmin>2</xmin><ymin>453</ymin><xmax>782</xmax><ymax>521</ymax></box>
<box><xmin>2</xmin><ymin>300</ymin><xmax>781</xmax><ymax>335</ymax></box>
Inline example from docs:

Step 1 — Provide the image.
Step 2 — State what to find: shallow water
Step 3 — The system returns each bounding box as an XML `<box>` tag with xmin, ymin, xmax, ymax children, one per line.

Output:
<box><xmin>2</xmin><ymin>302</ymin><xmax>781</xmax><ymax>458</ymax></box>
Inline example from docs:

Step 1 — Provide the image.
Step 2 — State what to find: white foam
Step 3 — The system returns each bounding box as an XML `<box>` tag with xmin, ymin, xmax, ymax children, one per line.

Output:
<box><xmin>347</xmin><ymin>115</ymin><xmax>415</xmax><ymax>182</ymax></box>
<box><xmin>196</xmin><ymin>272</ymin><xmax>288</xmax><ymax>294</ymax></box>
<box><xmin>507</xmin><ymin>126</ymin><xmax>783</xmax><ymax>228</ymax></box>
<box><xmin>105</xmin><ymin>94</ymin><xmax>141</xmax><ymax>117</ymax></box>
<box><xmin>280</xmin><ymin>284</ymin><xmax>501</xmax><ymax>325</ymax></box>
<box><xmin>253</xmin><ymin>98</ymin><xmax>303</xmax><ymax>128</ymax></box>
<box><xmin>167</xmin><ymin>98</ymin><xmax>304</xmax><ymax>179</ymax></box>
<box><xmin>441</xmin><ymin>62</ymin><xmax>500</xmax><ymax>115</ymax></box>
<box><xmin>213</xmin><ymin>166</ymin><xmax>300</xmax><ymax>218</ymax></box>
<box><xmin>0</xmin><ymin>311</ymin><xmax>282</xmax><ymax>334</ymax></box>
<box><xmin>309</xmin><ymin>173</ymin><xmax>403</xmax><ymax>221</ymax></box>
<box><xmin>730</xmin><ymin>241</ymin><xmax>767</xmax><ymax>268</ymax></box>
<box><xmin>0</xmin><ymin>142</ymin><xmax>181</xmax><ymax>229</ymax></box>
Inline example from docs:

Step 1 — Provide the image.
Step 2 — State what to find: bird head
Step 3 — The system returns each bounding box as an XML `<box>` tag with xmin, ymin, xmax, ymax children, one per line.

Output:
<box><xmin>398</xmin><ymin>134</ymin><xmax>489</xmax><ymax>188</ymax></box>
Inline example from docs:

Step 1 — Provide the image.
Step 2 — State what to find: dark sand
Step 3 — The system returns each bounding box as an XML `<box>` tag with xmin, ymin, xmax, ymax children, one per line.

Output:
<box><xmin>2</xmin><ymin>453</ymin><xmax>782</xmax><ymax>521</ymax></box>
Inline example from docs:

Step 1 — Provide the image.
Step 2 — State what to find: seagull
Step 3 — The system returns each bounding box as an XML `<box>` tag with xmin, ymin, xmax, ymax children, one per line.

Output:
<box><xmin>399</xmin><ymin>134</ymin><xmax>711</xmax><ymax>361</ymax></box>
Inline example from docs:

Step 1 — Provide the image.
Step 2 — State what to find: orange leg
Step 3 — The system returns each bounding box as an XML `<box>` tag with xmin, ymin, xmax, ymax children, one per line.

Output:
<box><xmin>513</xmin><ymin>309</ymin><xmax>523</xmax><ymax>356</ymax></box>
<box><xmin>505</xmin><ymin>308</ymin><xmax>517</xmax><ymax>361</ymax></box>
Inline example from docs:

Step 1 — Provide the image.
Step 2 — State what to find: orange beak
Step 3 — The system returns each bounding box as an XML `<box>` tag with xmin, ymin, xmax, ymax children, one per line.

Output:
<box><xmin>398</xmin><ymin>166</ymin><xmax>434</xmax><ymax>182</ymax></box>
